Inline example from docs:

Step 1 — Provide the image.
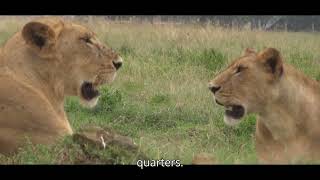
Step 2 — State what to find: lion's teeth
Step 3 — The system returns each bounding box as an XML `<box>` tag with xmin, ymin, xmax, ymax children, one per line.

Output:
<box><xmin>226</xmin><ymin>106</ymin><xmax>232</xmax><ymax>111</ymax></box>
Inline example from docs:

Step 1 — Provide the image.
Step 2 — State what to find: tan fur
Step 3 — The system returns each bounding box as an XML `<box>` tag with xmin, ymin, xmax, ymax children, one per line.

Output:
<box><xmin>209</xmin><ymin>48</ymin><xmax>320</xmax><ymax>163</ymax></box>
<box><xmin>0</xmin><ymin>17</ymin><xmax>123</xmax><ymax>155</ymax></box>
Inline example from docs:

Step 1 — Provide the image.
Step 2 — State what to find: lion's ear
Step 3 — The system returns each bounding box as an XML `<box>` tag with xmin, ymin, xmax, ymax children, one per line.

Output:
<box><xmin>258</xmin><ymin>48</ymin><xmax>283</xmax><ymax>78</ymax></box>
<box><xmin>22</xmin><ymin>19</ymin><xmax>64</xmax><ymax>58</ymax></box>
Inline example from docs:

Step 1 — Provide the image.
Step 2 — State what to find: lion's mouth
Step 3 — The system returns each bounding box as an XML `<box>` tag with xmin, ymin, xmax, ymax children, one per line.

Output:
<box><xmin>215</xmin><ymin>100</ymin><xmax>245</xmax><ymax>120</ymax></box>
<box><xmin>81</xmin><ymin>81</ymin><xmax>100</xmax><ymax>101</ymax></box>
<box><xmin>225</xmin><ymin>105</ymin><xmax>245</xmax><ymax>119</ymax></box>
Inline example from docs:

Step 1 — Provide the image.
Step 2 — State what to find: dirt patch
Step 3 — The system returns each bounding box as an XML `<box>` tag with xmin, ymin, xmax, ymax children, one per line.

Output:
<box><xmin>58</xmin><ymin>125</ymin><xmax>149</xmax><ymax>164</ymax></box>
<box><xmin>192</xmin><ymin>152</ymin><xmax>217</xmax><ymax>165</ymax></box>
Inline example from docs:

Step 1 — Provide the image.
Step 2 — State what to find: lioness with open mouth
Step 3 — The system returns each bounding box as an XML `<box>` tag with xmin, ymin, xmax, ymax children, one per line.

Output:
<box><xmin>209</xmin><ymin>48</ymin><xmax>320</xmax><ymax>163</ymax></box>
<box><xmin>0</xmin><ymin>17</ymin><xmax>123</xmax><ymax>155</ymax></box>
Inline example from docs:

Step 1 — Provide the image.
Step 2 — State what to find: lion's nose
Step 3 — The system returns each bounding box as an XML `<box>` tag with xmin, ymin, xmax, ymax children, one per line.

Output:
<box><xmin>113</xmin><ymin>57</ymin><xmax>123</xmax><ymax>70</ymax></box>
<box><xmin>209</xmin><ymin>85</ymin><xmax>221</xmax><ymax>94</ymax></box>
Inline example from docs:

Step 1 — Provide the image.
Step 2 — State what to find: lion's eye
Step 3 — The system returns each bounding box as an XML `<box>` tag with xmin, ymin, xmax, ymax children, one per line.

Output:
<box><xmin>235</xmin><ymin>66</ymin><xmax>245</xmax><ymax>74</ymax></box>
<box><xmin>80</xmin><ymin>36</ymin><xmax>92</xmax><ymax>44</ymax></box>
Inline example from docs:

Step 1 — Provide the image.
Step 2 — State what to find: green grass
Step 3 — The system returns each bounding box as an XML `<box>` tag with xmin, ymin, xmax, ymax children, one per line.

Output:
<box><xmin>1</xmin><ymin>16</ymin><xmax>320</xmax><ymax>164</ymax></box>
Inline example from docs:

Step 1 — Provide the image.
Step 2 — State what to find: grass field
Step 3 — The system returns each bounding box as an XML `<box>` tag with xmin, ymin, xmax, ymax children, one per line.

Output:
<box><xmin>1</xmin><ymin>16</ymin><xmax>320</xmax><ymax>164</ymax></box>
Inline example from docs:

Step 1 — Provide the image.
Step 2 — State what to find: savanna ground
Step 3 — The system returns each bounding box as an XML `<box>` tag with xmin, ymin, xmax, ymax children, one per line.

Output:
<box><xmin>1</xmin><ymin>16</ymin><xmax>320</xmax><ymax>164</ymax></box>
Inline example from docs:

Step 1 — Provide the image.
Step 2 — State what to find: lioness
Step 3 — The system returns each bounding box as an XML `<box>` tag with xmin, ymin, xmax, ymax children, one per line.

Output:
<box><xmin>0</xmin><ymin>17</ymin><xmax>123</xmax><ymax>155</ymax></box>
<box><xmin>208</xmin><ymin>48</ymin><xmax>320</xmax><ymax>163</ymax></box>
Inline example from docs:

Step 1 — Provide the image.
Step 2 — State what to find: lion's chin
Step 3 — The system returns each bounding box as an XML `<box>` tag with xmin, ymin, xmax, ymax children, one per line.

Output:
<box><xmin>80</xmin><ymin>95</ymin><xmax>100</xmax><ymax>108</ymax></box>
<box><xmin>223</xmin><ymin>115</ymin><xmax>243</xmax><ymax>126</ymax></box>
